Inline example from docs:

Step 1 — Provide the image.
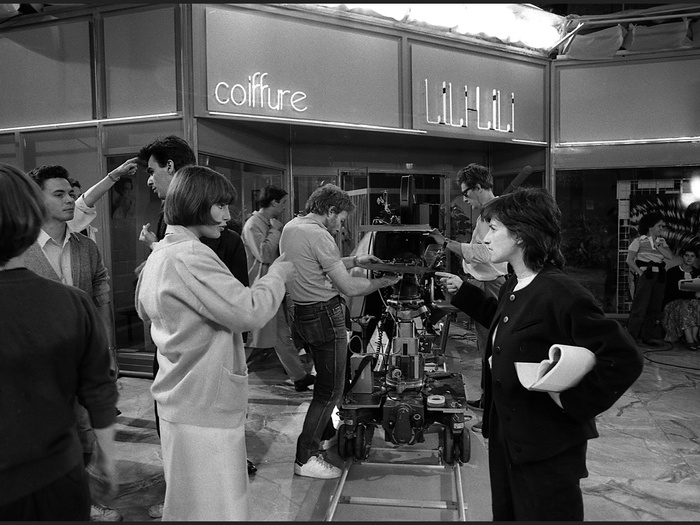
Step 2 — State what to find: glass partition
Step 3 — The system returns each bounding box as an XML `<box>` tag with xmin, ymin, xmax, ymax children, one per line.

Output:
<box><xmin>0</xmin><ymin>20</ymin><xmax>93</xmax><ymax>128</ymax></box>
<box><xmin>103</xmin><ymin>7</ymin><xmax>178</xmax><ymax>117</ymax></box>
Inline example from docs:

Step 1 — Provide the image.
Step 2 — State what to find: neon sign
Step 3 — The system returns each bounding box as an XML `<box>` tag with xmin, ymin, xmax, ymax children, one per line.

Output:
<box><xmin>214</xmin><ymin>72</ymin><xmax>308</xmax><ymax>112</ymax></box>
<box><xmin>423</xmin><ymin>79</ymin><xmax>514</xmax><ymax>133</ymax></box>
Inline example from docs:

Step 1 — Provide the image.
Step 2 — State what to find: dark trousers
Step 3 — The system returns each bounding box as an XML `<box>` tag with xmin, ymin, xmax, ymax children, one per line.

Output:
<box><xmin>291</xmin><ymin>296</ymin><xmax>349</xmax><ymax>464</ymax></box>
<box><xmin>627</xmin><ymin>272</ymin><xmax>665</xmax><ymax>340</ymax></box>
<box><xmin>488</xmin><ymin>414</ymin><xmax>587</xmax><ymax>521</ymax></box>
<box><xmin>0</xmin><ymin>463</ymin><xmax>91</xmax><ymax>521</ymax></box>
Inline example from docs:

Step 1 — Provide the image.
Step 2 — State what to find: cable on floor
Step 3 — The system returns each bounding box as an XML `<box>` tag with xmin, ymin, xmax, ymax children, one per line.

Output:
<box><xmin>640</xmin><ymin>342</ymin><xmax>700</xmax><ymax>372</ymax></box>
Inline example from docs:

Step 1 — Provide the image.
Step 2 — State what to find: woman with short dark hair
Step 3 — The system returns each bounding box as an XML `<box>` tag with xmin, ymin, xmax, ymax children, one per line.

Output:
<box><xmin>437</xmin><ymin>187</ymin><xmax>643</xmax><ymax>521</ymax></box>
<box><xmin>135</xmin><ymin>165</ymin><xmax>295</xmax><ymax>521</ymax></box>
<box><xmin>0</xmin><ymin>164</ymin><xmax>118</xmax><ymax>521</ymax></box>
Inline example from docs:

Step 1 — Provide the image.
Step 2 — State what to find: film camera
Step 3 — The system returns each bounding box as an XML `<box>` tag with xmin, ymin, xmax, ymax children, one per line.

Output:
<box><xmin>339</xmin><ymin>224</ymin><xmax>471</xmax><ymax>465</ymax></box>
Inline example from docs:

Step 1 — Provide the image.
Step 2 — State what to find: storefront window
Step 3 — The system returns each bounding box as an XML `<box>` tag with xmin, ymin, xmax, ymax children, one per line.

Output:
<box><xmin>0</xmin><ymin>21</ymin><xmax>93</xmax><ymax>128</ymax></box>
<box><xmin>21</xmin><ymin>129</ymin><xmax>99</xmax><ymax>188</ymax></box>
<box><xmin>0</xmin><ymin>135</ymin><xmax>18</xmax><ymax>167</ymax></box>
<box><xmin>103</xmin><ymin>8</ymin><xmax>178</xmax><ymax>118</ymax></box>
<box><xmin>107</xmin><ymin>155</ymin><xmax>151</xmax><ymax>354</ymax></box>
<box><xmin>199</xmin><ymin>154</ymin><xmax>284</xmax><ymax>231</ymax></box>
<box><xmin>556</xmin><ymin>166</ymin><xmax>700</xmax><ymax>315</ymax></box>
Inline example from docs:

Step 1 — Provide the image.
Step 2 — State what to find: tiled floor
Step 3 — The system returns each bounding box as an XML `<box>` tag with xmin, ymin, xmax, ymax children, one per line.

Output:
<box><xmin>107</xmin><ymin>319</ymin><xmax>700</xmax><ymax>521</ymax></box>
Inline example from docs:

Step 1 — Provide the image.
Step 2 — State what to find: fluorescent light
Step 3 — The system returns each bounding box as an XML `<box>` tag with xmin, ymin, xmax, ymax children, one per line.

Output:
<box><xmin>0</xmin><ymin>113</ymin><xmax>179</xmax><ymax>134</ymax></box>
<box><xmin>207</xmin><ymin>111</ymin><xmax>427</xmax><ymax>134</ymax></box>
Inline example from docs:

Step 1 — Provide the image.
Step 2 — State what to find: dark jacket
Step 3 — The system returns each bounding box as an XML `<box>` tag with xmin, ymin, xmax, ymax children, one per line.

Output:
<box><xmin>0</xmin><ymin>269</ymin><xmax>117</xmax><ymax>505</ymax></box>
<box><xmin>451</xmin><ymin>265</ymin><xmax>643</xmax><ymax>465</ymax></box>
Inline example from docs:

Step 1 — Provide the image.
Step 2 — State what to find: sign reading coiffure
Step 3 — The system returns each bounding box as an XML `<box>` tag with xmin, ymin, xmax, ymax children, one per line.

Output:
<box><xmin>205</xmin><ymin>6</ymin><xmax>401</xmax><ymax>127</ymax></box>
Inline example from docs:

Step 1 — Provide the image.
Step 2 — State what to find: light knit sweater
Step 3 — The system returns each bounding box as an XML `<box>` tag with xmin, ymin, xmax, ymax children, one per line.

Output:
<box><xmin>135</xmin><ymin>225</ymin><xmax>291</xmax><ymax>429</ymax></box>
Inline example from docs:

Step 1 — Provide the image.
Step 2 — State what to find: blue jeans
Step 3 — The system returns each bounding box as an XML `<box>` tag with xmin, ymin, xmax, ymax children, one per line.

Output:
<box><xmin>291</xmin><ymin>296</ymin><xmax>348</xmax><ymax>464</ymax></box>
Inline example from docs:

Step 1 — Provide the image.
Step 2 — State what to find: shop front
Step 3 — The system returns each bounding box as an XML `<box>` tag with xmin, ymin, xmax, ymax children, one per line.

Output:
<box><xmin>5</xmin><ymin>4</ymin><xmax>697</xmax><ymax>375</ymax></box>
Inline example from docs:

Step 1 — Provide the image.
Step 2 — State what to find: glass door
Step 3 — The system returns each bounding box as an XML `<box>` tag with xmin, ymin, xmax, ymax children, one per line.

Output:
<box><xmin>107</xmin><ymin>155</ymin><xmax>158</xmax><ymax>376</ymax></box>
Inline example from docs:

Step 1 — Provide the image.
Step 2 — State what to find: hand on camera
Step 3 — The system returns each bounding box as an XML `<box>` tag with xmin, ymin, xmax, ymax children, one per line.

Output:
<box><xmin>435</xmin><ymin>271</ymin><xmax>463</xmax><ymax>294</ymax></box>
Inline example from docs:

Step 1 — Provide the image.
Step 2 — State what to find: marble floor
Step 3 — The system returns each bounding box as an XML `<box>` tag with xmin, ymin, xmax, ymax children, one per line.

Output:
<box><xmin>108</xmin><ymin>318</ymin><xmax>700</xmax><ymax>521</ymax></box>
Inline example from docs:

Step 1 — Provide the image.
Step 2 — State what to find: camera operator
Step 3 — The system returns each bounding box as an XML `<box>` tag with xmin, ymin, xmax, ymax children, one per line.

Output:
<box><xmin>280</xmin><ymin>184</ymin><xmax>400</xmax><ymax>479</ymax></box>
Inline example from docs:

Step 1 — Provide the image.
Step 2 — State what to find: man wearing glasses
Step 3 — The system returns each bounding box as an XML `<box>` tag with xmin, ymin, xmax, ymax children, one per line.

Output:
<box><xmin>428</xmin><ymin>164</ymin><xmax>507</xmax><ymax>428</ymax></box>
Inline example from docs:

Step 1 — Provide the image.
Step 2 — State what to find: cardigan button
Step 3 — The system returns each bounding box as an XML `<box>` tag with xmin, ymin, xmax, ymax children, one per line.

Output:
<box><xmin>503</xmin><ymin>315</ymin><xmax>509</xmax><ymax>323</ymax></box>
<box><xmin>494</xmin><ymin>346</ymin><xmax>501</xmax><ymax>354</ymax></box>
<box><xmin>509</xmin><ymin>294</ymin><xmax>516</xmax><ymax>302</ymax></box>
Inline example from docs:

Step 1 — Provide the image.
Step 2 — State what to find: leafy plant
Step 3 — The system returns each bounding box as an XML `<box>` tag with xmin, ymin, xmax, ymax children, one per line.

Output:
<box><xmin>562</xmin><ymin>215</ymin><xmax>611</xmax><ymax>268</ymax></box>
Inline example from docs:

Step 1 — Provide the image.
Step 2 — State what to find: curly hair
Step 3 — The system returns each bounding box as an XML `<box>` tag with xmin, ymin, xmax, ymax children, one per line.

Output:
<box><xmin>27</xmin><ymin>165</ymin><xmax>71</xmax><ymax>189</ymax></box>
<box><xmin>304</xmin><ymin>184</ymin><xmax>355</xmax><ymax>216</ymax></box>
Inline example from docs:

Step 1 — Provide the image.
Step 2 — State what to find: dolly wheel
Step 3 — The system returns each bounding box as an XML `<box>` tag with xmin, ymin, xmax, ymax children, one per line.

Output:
<box><xmin>459</xmin><ymin>429</ymin><xmax>471</xmax><ymax>463</ymax></box>
<box><xmin>442</xmin><ymin>426</ymin><xmax>454</xmax><ymax>465</ymax></box>
<box><xmin>337</xmin><ymin>424</ymin><xmax>351</xmax><ymax>459</ymax></box>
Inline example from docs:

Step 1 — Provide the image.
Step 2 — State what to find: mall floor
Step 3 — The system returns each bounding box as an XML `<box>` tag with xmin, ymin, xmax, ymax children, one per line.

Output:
<box><xmin>108</xmin><ymin>317</ymin><xmax>700</xmax><ymax>522</ymax></box>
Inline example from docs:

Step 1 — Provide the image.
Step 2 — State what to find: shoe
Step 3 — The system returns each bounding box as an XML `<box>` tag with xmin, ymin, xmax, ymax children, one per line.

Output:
<box><xmin>247</xmin><ymin>459</ymin><xmax>257</xmax><ymax>474</ymax></box>
<box><xmin>320</xmin><ymin>434</ymin><xmax>338</xmax><ymax>451</ymax></box>
<box><xmin>471</xmin><ymin>420</ymin><xmax>483</xmax><ymax>433</ymax></box>
<box><xmin>148</xmin><ymin>503</ymin><xmax>163</xmax><ymax>519</ymax></box>
<box><xmin>685</xmin><ymin>341</ymin><xmax>700</xmax><ymax>351</ymax></box>
<box><xmin>294</xmin><ymin>455</ymin><xmax>342</xmax><ymax>479</ymax></box>
<box><xmin>294</xmin><ymin>374</ymin><xmax>316</xmax><ymax>392</ymax></box>
<box><xmin>466</xmin><ymin>399</ymin><xmax>483</xmax><ymax>410</ymax></box>
<box><xmin>90</xmin><ymin>504</ymin><xmax>123</xmax><ymax>522</ymax></box>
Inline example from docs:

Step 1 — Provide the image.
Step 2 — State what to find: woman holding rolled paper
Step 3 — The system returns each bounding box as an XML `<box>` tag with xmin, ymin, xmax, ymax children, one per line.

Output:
<box><xmin>436</xmin><ymin>187</ymin><xmax>643</xmax><ymax>521</ymax></box>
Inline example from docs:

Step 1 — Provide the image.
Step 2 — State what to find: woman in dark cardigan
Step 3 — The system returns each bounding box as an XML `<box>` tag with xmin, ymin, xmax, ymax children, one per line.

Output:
<box><xmin>436</xmin><ymin>187</ymin><xmax>643</xmax><ymax>521</ymax></box>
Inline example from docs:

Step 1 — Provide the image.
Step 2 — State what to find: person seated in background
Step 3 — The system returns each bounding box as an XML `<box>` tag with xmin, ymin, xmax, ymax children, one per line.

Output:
<box><xmin>662</xmin><ymin>246</ymin><xmax>700</xmax><ymax>350</ymax></box>
<box><xmin>0</xmin><ymin>164</ymin><xmax>118</xmax><ymax>521</ymax></box>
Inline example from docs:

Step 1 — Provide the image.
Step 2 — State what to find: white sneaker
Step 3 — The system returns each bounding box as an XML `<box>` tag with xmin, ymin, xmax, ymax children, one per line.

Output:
<box><xmin>148</xmin><ymin>502</ymin><xmax>163</xmax><ymax>519</ymax></box>
<box><xmin>320</xmin><ymin>434</ymin><xmax>338</xmax><ymax>451</ymax></box>
<box><xmin>294</xmin><ymin>455</ymin><xmax>342</xmax><ymax>479</ymax></box>
<box><xmin>90</xmin><ymin>504</ymin><xmax>123</xmax><ymax>522</ymax></box>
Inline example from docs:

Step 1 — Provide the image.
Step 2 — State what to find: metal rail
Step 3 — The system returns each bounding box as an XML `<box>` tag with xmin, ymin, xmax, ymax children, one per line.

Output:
<box><xmin>325</xmin><ymin>453</ymin><xmax>468</xmax><ymax>521</ymax></box>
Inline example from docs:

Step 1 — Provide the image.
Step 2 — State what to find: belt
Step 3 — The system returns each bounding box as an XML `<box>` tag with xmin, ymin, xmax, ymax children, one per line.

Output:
<box><xmin>294</xmin><ymin>295</ymin><xmax>344</xmax><ymax>312</ymax></box>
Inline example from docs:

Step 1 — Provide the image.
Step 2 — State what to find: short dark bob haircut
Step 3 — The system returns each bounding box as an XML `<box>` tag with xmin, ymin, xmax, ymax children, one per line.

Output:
<box><xmin>164</xmin><ymin>166</ymin><xmax>236</xmax><ymax>227</ymax></box>
<box><xmin>304</xmin><ymin>183</ymin><xmax>356</xmax><ymax>216</ymax></box>
<box><xmin>0</xmin><ymin>164</ymin><xmax>48</xmax><ymax>266</ymax></box>
<box><xmin>257</xmin><ymin>184</ymin><xmax>287</xmax><ymax>209</ymax></box>
<box><xmin>481</xmin><ymin>187</ymin><xmax>565</xmax><ymax>271</ymax></box>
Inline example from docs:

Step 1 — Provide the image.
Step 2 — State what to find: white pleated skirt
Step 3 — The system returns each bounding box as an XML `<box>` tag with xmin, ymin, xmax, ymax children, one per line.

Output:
<box><xmin>159</xmin><ymin>418</ymin><xmax>248</xmax><ymax>521</ymax></box>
